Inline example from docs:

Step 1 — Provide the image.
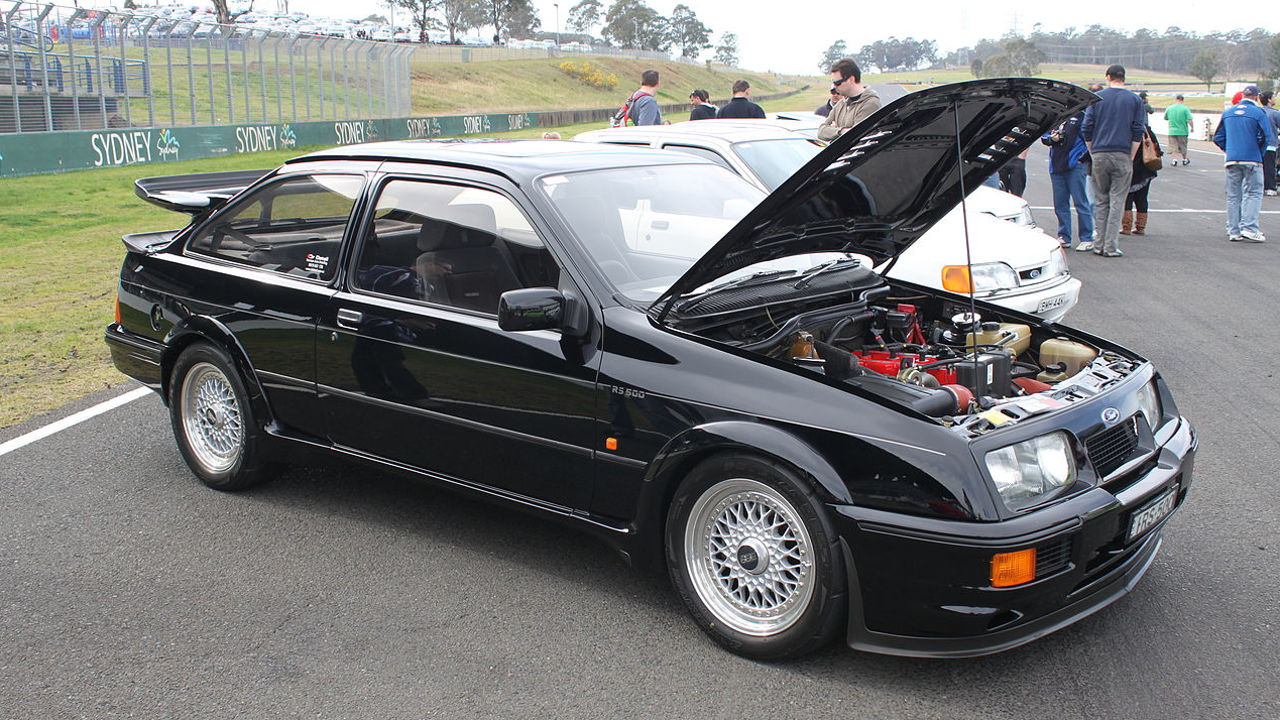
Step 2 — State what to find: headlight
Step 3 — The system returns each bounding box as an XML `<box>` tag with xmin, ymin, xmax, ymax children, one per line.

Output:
<box><xmin>941</xmin><ymin>262</ymin><xmax>1018</xmax><ymax>294</ymax></box>
<box><xmin>1136</xmin><ymin>381</ymin><xmax>1162</xmax><ymax>429</ymax></box>
<box><xmin>1016</xmin><ymin>204</ymin><xmax>1035</xmax><ymax>226</ymax></box>
<box><xmin>985</xmin><ymin>432</ymin><xmax>1077</xmax><ymax>510</ymax></box>
<box><xmin>1043</xmin><ymin>246</ymin><xmax>1069</xmax><ymax>278</ymax></box>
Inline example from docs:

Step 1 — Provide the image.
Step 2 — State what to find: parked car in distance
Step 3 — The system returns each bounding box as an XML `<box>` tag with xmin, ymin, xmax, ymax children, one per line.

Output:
<box><xmin>106</xmin><ymin>80</ymin><xmax>1193</xmax><ymax>661</ymax></box>
<box><xmin>574</xmin><ymin>121</ymin><xmax>1079</xmax><ymax>322</ymax></box>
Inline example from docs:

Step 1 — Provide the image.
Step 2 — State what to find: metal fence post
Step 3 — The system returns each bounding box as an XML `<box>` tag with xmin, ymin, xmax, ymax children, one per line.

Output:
<box><xmin>90</xmin><ymin>12</ymin><xmax>108</xmax><ymax>129</ymax></box>
<box><xmin>327</xmin><ymin>39</ymin><xmax>339</xmax><ymax>119</ymax></box>
<box><xmin>221</xmin><ymin>23</ymin><xmax>234</xmax><ymax>124</ymax></box>
<box><xmin>140</xmin><ymin>16</ymin><xmax>157</xmax><ymax>128</ymax></box>
<box><xmin>271</xmin><ymin>31</ymin><xmax>282</xmax><ymax>122</ymax></box>
<box><xmin>4</xmin><ymin>4</ymin><xmax>21</xmax><ymax>132</ymax></box>
<box><xmin>115</xmin><ymin>12</ymin><xmax>133</xmax><ymax>128</ymax></box>
<box><xmin>315</xmin><ymin>36</ymin><xmax>327</xmax><ymax>120</ymax></box>
<box><xmin>258</xmin><ymin>30</ymin><xmax>270</xmax><ymax>124</ymax></box>
<box><xmin>288</xmin><ymin>34</ymin><xmax>300</xmax><ymax>122</ymax></box>
<box><xmin>66</xmin><ymin>7</ymin><xmax>86</xmax><ymax>130</ymax></box>
<box><xmin>240</xmin><ymin>28</ymin><xmax>252</xmax><ymax>123</ymax></box>
<box><xmin>341</xmin><ymin>39</ymin><xmax>354</xmax><ymax>119</ymax></box>
<box><xmin>35</xmin><ymin>3</ymin><xmax>54</xmax><ymax>131</ymax></box>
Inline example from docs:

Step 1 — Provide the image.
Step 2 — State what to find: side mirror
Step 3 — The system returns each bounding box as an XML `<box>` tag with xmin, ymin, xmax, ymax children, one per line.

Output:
<box><xmin>498</xmin><ymin>287</ymin><xmax>566</xmax><ymax>332</ymax></box>
<box><xmin>499</xmin><ymin>287</ymin><xmax>590</xmax><ymax>338</ymax></box>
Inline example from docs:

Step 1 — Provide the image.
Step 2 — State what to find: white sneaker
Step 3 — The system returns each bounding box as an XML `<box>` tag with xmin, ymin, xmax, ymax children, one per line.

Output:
<box><xmin>1240</xmin><ymin>229</ymin><xmax>1267</xmax><ymax>243</ymax></box>
<box><xmin>1075</xmin><ymin>241</ymin><xmax>1095</xmax><ymax>252</ymax></box>
<box><xmin>1265</xmin><ymin>189</ymin><xmax>1279</xmax><ymax>196</ymax></box>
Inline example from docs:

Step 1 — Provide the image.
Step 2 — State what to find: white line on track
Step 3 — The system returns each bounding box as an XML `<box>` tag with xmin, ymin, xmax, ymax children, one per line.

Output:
<box><xmin>1029</xmin><ymin>207</ymin><xmax>1280</xmax><ymax>214</ymax></box>
<box><xmin>0</xmin><ymin>387</ymin><xmax>152</xmax><ymax>457</ymax></box>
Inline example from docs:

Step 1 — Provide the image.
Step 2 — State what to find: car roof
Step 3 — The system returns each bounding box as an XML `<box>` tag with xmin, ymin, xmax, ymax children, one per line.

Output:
<box><xmin>290</xmin><ymin>139</ymin><xmax>710</xmax><ymax>181</ymax></box>
<box><xmin>576</xmin><ymin>121</ymin><xmax>810</xmax><ymax>144</ymax></box>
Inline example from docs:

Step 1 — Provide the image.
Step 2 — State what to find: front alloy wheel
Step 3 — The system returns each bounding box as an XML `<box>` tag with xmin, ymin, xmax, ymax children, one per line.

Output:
<box><xmin>667</xmin><ymin>453</ymin><xmax>845</xmax><ymax>660</ymax></box>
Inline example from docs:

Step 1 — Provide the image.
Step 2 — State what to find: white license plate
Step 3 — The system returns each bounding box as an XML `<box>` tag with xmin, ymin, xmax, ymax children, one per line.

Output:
<box><xmin>1127</xmin><ymin>487</ymin><xmax>1178</xmax><ymax>542</ymax></box>
<box><xmin>1036</xmin><ymin>294</ymin><xmax>1068</xmax><ymax>313</ymax></box>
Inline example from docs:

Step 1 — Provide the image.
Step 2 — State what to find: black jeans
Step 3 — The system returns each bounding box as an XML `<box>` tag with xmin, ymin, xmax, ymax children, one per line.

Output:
<box><xmin>999</xmin><ymin>158</ymin><xmax>1027</xmax><ymax>197</ymax></box>
<box><xmin>1125</xmin><ymin>183</ymin><xmax>1150</xmax><ymax>213</ymax></box>
<box><xmin>1265</xmin><ymin>149</ymin><xmax>1277</xmax><ymax>193</ymax></box>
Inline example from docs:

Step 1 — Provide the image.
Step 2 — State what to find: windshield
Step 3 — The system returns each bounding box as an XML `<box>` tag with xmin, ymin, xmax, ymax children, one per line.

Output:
<box><xmin>540</xmin><ymin>164</ymin><xmax>767</xmax><ymax>302</ymax></box>
<box><xmin>731</xmin><ymin>138</ymin><xmax>824</xmax><ymax>190</ymax></box>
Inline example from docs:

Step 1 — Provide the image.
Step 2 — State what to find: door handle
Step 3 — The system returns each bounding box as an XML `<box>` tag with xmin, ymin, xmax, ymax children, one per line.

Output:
<box><xmin>336</xmin><ymin>308</ymin><xmax>363</xmax><ymax>330</ymax></box>
<box><xmin>650</xmin><ymin>220</ymin><xmax>669</xmax><ymax>230</ymax></box>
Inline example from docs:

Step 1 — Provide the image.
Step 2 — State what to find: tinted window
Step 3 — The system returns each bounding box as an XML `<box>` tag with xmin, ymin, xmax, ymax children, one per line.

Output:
<box><xmin>353</xmin><ymin>180</ymin><xmax>559</xmax><ymax>314</ymax></box>
<box><xmin>187</xmin><ymin>174</ymin><xmax>363</xmax><ymax>281</ymax></box>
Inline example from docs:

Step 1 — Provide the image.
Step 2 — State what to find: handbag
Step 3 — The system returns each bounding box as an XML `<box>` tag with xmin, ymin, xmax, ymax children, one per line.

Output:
<box><xmin>1141</xmin><ymin>132</ymin><xmax>1163</xmax><ymax>171</ymax></box>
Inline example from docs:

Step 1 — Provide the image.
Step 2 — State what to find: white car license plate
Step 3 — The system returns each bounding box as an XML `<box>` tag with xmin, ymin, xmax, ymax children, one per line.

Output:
<box><xmin>1127</xmin><ymin>487</ymin><xmax>1178</xmax><ymax>542</ymax></box>
<box><xmin>1036</xmin><ymin>294</ymin><xmax>1068</xmax><ymax>313</ymax></box>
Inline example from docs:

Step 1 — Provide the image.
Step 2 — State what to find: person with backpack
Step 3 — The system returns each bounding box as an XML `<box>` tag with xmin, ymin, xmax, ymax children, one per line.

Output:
<box><xmin>613</xmin><ymin>70</ymin><xmax>662</xmax><ymax>127</ymax></box>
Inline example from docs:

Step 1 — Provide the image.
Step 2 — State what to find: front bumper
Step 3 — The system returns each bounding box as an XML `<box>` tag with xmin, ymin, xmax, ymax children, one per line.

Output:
<box><xmin>988</xmin><ymin>276</ymin><xmax>1081</xmax><ymax>323</ymax></box>
<box><xmin>834</xmin><ymin>416</ymin><xmax>1195</xmax><ymax>658</ymax></box>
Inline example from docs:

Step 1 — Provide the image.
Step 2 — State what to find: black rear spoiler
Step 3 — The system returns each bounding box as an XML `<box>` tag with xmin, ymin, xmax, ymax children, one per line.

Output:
<box><xmin>134</xmin><ymin>169</ymin><xmax>271</xmax><ymax>214</ymax></box>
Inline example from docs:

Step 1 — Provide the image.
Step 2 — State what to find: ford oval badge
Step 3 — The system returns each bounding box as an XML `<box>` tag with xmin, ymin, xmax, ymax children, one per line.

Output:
<box><xmin>1101</xmin><ymin>407</ymin><xmax>1121</xmax><ymax>424</ymax></box>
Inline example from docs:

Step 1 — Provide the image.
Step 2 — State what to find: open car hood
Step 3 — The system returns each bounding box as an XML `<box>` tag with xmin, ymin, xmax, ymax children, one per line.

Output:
<box><xmin>653</xmin><ymin>79</ymin><xmax>1095</xmax><ymax>319</ymax></box>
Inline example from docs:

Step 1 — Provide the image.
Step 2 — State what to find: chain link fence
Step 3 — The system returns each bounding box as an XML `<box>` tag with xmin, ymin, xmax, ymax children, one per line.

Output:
<box><xmin>2</xmin><ymin>1</ymin><xmax>414</xmax><ymax>133</ymax></box>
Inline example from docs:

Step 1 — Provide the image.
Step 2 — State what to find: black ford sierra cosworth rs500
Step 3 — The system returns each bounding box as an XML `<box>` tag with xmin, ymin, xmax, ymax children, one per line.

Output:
<box><xmin>106</xmin><ymin>79</ymin><xmax>1195</xmax><ymax>660</ymax></box>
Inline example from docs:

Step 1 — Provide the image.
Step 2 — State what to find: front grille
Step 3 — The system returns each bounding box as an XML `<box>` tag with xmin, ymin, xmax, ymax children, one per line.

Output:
<box><xmin>1085</xmin><ymin>416</ymin><xmax>1139</xmax><ymax>478</ymax></box>
<box><xmin>1036</xmin><ymin>537</ymin><xmax>1072</xmax><ymax>577</ymax></box>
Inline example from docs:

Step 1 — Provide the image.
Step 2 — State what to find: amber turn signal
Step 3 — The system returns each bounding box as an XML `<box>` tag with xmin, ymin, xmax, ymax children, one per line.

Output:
<box><xmin>991</xmin><ymin>548</ymin><xmax>1036</xmax><ymax>587</ymax></box>
<box><xmin>114</xmin><ymin>296</ymin><xmax>122</xmax><ymax>325</ymax></box>
<box><xmin>605</xmin><ymin>437</ymin><xmax>618</xmax><ymax>451</ymax></box>
<box><xmin>941</xmin><ymin>265</ymin><xmax>973</xmax><ymax>294</ymax></box>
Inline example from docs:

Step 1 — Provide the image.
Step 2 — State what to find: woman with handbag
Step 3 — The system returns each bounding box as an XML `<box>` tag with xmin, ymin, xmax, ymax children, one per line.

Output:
<box><xmin>1122</xmin><ymin>127</ymin><xmax>1162</xmax><ymax>235</ymax></box>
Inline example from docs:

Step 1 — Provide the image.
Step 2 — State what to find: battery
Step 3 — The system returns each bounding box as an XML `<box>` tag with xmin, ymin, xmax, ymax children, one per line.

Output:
<box><xmin>954</xmin><ymin>351</ymin><xmax>1012</xmax><ymax>397</ymax></box>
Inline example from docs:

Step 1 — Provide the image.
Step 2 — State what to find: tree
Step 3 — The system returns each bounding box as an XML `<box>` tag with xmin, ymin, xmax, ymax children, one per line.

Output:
<box><xmin>819</xmin><ymin>40</ymin><xmax>847</xmax><ymax>72</ymax></box>
<box><xmin>1001</xmin><ymin>37</ymin><xmax>1045</xmax><ymax>75</ymax></box>
<box><xmin>970</xmin><ymin>58</ymin><xmax>983</xmax><ymax>78</ymax></box>
<box><xmin>668</xmin><ymin>5</ymin><xmax>711</xmax><ymax>58</ymax></box>
<box><xmin>1187</xmin><ymin>50</ymin><xmax>1221</xmax><ymax>90</ymax></box>
<box><xmin>567</xmin><ymin>0</ymin><xmax>603</xmax><ymax>35</ymax></box>
<box><xmin>713</xmin><ymin>32</ymin><xmax>738</xmax><ymax>66</ymax></box>
<box><xmin>439</xmin><ymin>0</ymin><xmax>486</xmax><ymax>44</ymax></box>
<box><xmin>395</xmin><ymin>0</ymin><xmax>441</xmax><ymax>42</ymax></box>
<box><xmin>601</xmin><ymin>0</ymin><xmax>668</xmax><ymax>51</ymax></box>
<box><xmin>211</xmin><ymin>0</ymin><xmax>255</xmax><ymax>25</ymax></box>
<box><xmin>1268</xmin><ymin>33</ymin><xmax>1280</xmax><ymax>78</ymax></box>
<box><xmin>361</xmin><ymin>14</ymin><xmax>390</xmax><ymax>24</ymax></box>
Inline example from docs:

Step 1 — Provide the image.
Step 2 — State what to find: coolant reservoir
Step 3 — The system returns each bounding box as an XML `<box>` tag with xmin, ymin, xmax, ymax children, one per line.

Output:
<box><xmin>1036</xmin><ymin>368</ymin><xmax>1070</xmax><ymax>383</ymax></box>
<box><xmin>1039</xmin><ymin>338</ymin><xmax>1097</xmax><ymax>376</ymax></box>
<box><xmin>967</xmin><ymin>322</ymin><xmax>1032</xmax><ymax>356</ymax></box>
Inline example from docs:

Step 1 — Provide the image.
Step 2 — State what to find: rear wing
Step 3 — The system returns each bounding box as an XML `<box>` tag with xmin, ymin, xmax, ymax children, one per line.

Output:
<box><xmin>134</xmin><ymin>169</ymin><xmax>271</xmax><ymax>214</ymax></box>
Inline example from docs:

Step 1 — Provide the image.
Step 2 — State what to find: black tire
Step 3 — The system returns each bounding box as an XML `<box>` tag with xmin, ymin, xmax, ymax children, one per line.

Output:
<box><xmin>168</xmin><ymin>342</ymin><xmax>274</xmax><ymax>491</ymax></box>
<box><xmin>666</xmin><ymin>453</ymin><xmax>846</xmax><ymax>660</ymax></box>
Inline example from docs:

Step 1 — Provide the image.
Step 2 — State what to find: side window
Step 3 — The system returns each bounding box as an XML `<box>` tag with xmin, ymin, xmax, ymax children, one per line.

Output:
<box><xmin>187</xmin><ymin>174</ymin><xmax>363</xmax><ymax>281</ymax></box>
<box><xmin>353</xmin><ymin>180</ymin><xmax>560</xmax><ymax>314</ymax></box>
<box><xmin>661</xmin><ymin>144</ymin><xmax>734</xmax><ymax>170</ymax></box>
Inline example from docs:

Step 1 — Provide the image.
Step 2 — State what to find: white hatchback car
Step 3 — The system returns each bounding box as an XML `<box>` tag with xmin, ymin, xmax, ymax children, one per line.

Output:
<box><xmin>574</xmin><ymin>122</ymin><xmax>1079</xmax><ymax>322</ymax></box>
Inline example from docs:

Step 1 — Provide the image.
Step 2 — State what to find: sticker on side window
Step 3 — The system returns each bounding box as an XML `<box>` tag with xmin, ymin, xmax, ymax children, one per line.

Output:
<box><xmin>305</xmin><ymin>253</ymin><xmax>330</xmax><ymax>274</ymax></box>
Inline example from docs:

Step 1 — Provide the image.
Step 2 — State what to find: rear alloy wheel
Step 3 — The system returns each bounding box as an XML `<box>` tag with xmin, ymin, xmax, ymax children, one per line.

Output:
<box><xmin>667</xmin><ymin>454</ymin><xmax>845</xmax><ymax>660</ymax></box>
<box><xmin>169</xmin><ymin>343</ymin><xmax>273</xmax><ymax>491</ymax></box>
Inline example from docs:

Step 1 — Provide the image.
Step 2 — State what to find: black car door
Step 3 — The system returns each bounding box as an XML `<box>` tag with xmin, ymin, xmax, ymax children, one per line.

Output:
<box><xmin>173</xmin><ymin>165</ymin><xmax>367</xmax><ymax>439</ymax></box>
<box><xmin>316</xmin><ymin>169</ymin><xmax>601</xmax><ymax>511</ymax></box>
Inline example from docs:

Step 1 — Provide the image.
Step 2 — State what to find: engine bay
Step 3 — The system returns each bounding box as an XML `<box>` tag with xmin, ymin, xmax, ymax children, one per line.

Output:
<box><xmin>681</xmin><ymin>280</ymin><xmax>1143</xmax><ymax>433</ymax></box>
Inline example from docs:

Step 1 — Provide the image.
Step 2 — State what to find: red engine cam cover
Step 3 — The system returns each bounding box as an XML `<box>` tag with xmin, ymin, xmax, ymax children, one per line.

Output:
<box><xmin>853</xmin><ymin>349</ymin><xmax>958</xmax><ymax>385</ymax></box>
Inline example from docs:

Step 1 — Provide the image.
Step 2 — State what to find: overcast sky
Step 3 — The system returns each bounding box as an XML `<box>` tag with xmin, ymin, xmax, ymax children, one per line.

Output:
<box><xmin>86</xmin><ymin>0</ymin><xmax>1273</xmax><ymax>76</ymax></box>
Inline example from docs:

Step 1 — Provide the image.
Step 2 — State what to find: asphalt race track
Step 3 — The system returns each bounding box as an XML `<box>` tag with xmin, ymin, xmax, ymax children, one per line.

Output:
<box><xmin>2</xmin><ymin>138</ymin><xmax>1278</xmax><ymax>719</ymax></box>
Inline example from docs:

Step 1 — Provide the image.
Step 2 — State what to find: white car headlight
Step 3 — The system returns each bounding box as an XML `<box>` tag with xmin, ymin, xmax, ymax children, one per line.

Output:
<box><xmin>1016</xmin><ymin>204</ymin><xmax>1035</xmax><ymax>226</ymax></box>
<box><xmin>985</xmin><ymin>432</ymin><xmax>1077</xmax><ymax>510</ymax></box>
<box><xmin>969</xmin><ymin>262</ymin><xmax>1019</xmax><ymax>293</ymax></box>
<box><xmin>1136</xmin><ymin>381</ymin><xmax>1162</xmax><ymax>429</ymax></box>
<box><xmin>1043</xmin><ymin>246</ymin><xmax>1069</xmax><ymax>279</ymax></box>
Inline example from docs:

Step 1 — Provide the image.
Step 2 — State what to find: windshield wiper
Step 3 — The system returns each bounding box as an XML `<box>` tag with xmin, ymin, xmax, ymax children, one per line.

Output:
<box><xmin>675</xmin><ymin>269</ymin><xmax>795</xmax><ymax>311</ymax></box>
<box><xmin>792</xmin><ymin>256</ymin><xmax>859</xmax><ymax>289</ymax></box>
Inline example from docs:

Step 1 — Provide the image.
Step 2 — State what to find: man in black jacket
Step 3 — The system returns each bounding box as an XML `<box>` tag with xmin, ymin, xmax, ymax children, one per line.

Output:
<box><xmin>716</xmin><ymin>80</ymin><xmax>766</xmax><ymax>119</ymax></box>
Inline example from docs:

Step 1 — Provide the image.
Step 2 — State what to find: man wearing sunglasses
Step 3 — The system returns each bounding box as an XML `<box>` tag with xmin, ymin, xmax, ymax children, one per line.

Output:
<box><xmin>817</xmin><ymin>58</ymin><xmax>881</xmax><ymax>142</ymax></box>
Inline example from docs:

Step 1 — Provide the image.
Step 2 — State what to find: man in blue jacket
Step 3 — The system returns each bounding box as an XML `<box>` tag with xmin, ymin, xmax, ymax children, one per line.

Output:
<box><xmin>1080</xmin><ymin>65</ymin><xmax>1146</xmax><ymax>257</ymax></box>
<box><xmin>1042</xmin><ymin>112</ymin><xmax>1093</xmax><ymax>248</ymax></box>
<box><xmin>1214</xmin><ymin>85</ymin><xmax>1277</xmax><ymax>242</ymax></box>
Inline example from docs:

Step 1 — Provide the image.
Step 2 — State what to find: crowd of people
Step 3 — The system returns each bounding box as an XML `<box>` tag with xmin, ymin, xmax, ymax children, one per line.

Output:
<box><xmin>613</xmin><ymin>61</ymin><xmax>1278</xmax><ymax>249</ymax></box>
